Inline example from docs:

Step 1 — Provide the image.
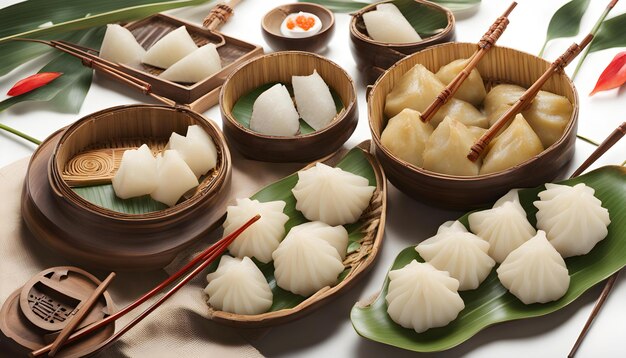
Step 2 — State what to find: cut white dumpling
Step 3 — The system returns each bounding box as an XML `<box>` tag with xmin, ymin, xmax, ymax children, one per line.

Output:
<box><xmin>205</xmin><ymin>256</ymin><xmax>272</xmax><ymax>315</ymax></box>
<box><xmin>435</xmin><ymin>58</ymin><xmax>487</xmax><ymax>106</ymax></box>
<box><xmin>422</xmin><ymin>116</ymin><xmax>481</xmax><ymax>176</ymax></box>
<box><xmin>292</xmin><ymin>70</ymin><xmax>337</xmax><ymax>131</ymax></box>
<box><xmin>384</xmin><ymin>64</ymin><xmax>487</xmax><ymax>128</ymax></box>
<box><xmin>160</xmin><ymin>44</ymin><xmax>221</xmax><ymax>83</ymax></box>
<box><xmin>272</xmin><ymin>227</ymin><xmax>345</xmax><ymax>296</ymax></box>
<box><xmin>386</xmin><ymin>261</ymin><xmax>464</xmax><ymax>333</ymax></box>
<box><xmin>150</xmin><ymin>150</ymin><xmax>199</xmax><ymax>206</ymax></box>
<box><xmin>225</xmin><ymin>198</ymin><xmax>289</xmax><ymax>264</ymax></box>
<box><xmin>416</xmin><ymin>221</ymin><xmax>495</xmax><ymax>290</ymax></box>
<box><xmin>168</xmin><ymin>125</ymin><xmax>217</xmax><ymax>177</ymax></box>
<box><xmin>287</xmin><ymin>221</ymin><xmax>349</xmax><ymax>259</ymax></box>
<box><xmin>380</xmin><ymin>108</ymin><xmax>433</xmax><ymax>167</ymax></box>
<box><xmin>480</xmin><ymin>114</ymin><xmax>544</xmax><ymax>174</ymax></box>
<box><xmin>112</xmin><ymin>144</ymin><xmax>157</xmax><ymax>199</ymax></box>
<box><xmin>534</xmin><ymin>183</ymin><xmax>610</xmax><ymax>258</ymax></box>
<box><xmin>292</xmin><ymin>163</ymin><xmax>375</xmax><ymax>226</ymax></box>
<box><xmin>468</xmin><ymin>192</ymin><xmax>536</xmax><ymax>263</ymax></box>
<box><xmin>143</xmin><ymin>26</ymin><xmax>197</xmax><ymax>68</ymax></box>
<box><xmin>497</xmin><ymin>231</ymin><xmax>570</xmax><ymax>304</ymax></box>
<box><xmin>363</xmin><ymin>4</ymin><xmax>421</xmax><ymax>44</ymax></box>
<box><xmin>99</xmin><ymin>24</ymin><xmax>145</xmax><ymax>68</ymax></box>
<box><xmin>250</xmin><ymin>84</ymin><xmax>300</xmax><ymax>136</ymax></box>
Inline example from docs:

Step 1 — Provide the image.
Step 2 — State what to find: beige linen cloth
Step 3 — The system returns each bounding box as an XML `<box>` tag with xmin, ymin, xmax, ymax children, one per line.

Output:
<box><xmin>0</xmin><ymin>151</ymin><xmax>303</xmax><ymax>357</ymax></box>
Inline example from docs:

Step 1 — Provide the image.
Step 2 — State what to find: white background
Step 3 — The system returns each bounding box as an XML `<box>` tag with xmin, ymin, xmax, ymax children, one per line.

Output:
<box><xmin>0</xmin><ymin>0</ymin><xmax>625</xmax><ymax>357</ymax></box>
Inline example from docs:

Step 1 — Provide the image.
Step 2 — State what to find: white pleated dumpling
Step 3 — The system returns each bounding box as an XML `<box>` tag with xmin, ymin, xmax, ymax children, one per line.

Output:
<box><xmin>386</xmin><ymin>261</ymin><xmax>464</xmax><ymax>333</ymax></box>
<box><xmin>112</xmin><ymin>144</ymin><xmax>158</xmax><ymax>199</ymax></box>
<box><xmin>380</xmin><ymin>108</ymin><xmax>433</xmax><ymax>167</ymax></box>
<box><xmin>167</xmin><ymin>125</ymin><xmax>218</xmax><ymax>178</ymax></box>
<box><xmin>225</xmin><ymin>198</ymin><xmax>289</xmax><ymax>264</ymax></box>
<box><xmin>292</xmin><ymin>163</ymin><xmax>375</xmax><ymax>226</ymax></box>
<box><xmin>205</xmin><ymin>256</ymin><xmax>272</xmax><ymax>315</ymax></box>
<box><xmin>468</xmin><ymin>191</ymin><xmax>536</xmax><ymax>263</ymax></box>
<box><xmin>416</xmin><ymin>221</ymin><xmax>495</xmax><ymax>290</ymax></box>
<box><xmin>272</xmin><ymin>226</ymin><xmax>345</xmax><ymax>296</ymax></box>
<box><xmin>497</xmin><ymin>231</ymin><xmax>570</xmax><ymax>304</ymax></box>
<box><xmin>534</xmin><ymin>183</ymin><xmax>610</xmax><ymax>258</ymax></box>
<box><xmin>150</xmin><ymin>150</ymin><xmax>199</xmax><ymax>206</ymax></box>
<box><xmin>422</xmin><ymin>116</ymin><xmax>481</xmax><ymax>176</ymax></box>
<box><xmin>250</xmin><ymin>84</ymin><xmax>300</xmax><ymax>136</ymax></box>
<box><xmin>159</xmin><ymin>44</ymin><xmax>222</xmax><ymax>83</ymax></box>
<box><xmin>287</xmin><ymin>221</ymin><xmax>349</xmax><ymax>259</ymax></box>
<box><xmin>292</xmin><ymin>70</ymin><xmax>337</xmax><ymax>131</ymax></box>
<box><xmin>435</xmin><ymin>58</ymin><xmax>487</xmax><ymax>106</ymax></box>
<box><xmin>142</xmin><ymin>26</ymin><xmax>198</xmax><ymax>68</ymax></box>
<box><xmin>99</xmin><ymin>24</ymin><xmax>146</xmax><ymax>68</ymax></box>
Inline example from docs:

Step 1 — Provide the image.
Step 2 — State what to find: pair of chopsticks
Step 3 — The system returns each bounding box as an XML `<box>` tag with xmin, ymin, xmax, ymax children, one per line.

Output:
<box><xmin>31</xmin><ymin>214</ymin><xmax>260</xmax><ymax>357</ymax></box>
<box><xmin>419</xmin><ymin>1</ymin><xmax>518</xmax><ymax>124</ymax></box>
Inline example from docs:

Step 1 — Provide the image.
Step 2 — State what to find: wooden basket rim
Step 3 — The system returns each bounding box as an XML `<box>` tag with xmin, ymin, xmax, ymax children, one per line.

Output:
<box><xmin>367</xmin><ymin>41</ymin><xmax>580</xmax><ymax>182</ymax></box>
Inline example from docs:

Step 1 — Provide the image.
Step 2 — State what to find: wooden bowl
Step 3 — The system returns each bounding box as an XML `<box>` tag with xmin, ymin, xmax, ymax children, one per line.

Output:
<box><xmin>261</xmin><ymin>2</ymin><xmax>335</xmax><ymax>53</ymax></box>
<box><xmin>207</xmin><ymin>141</ymin><xmax>387</xmax><ymax>327</ymax></box>
<box><xmin>368</xmin><ymin>43</ymin><xmax>579</xmax><ymax>210</ymax></box>
<box><xmin>350</xmin><ymin>0</ymin><xmax>455</xmax><ymax>84</ymax></box>
<box><xmin>219</xmin><ymin>51</ymin><xmax>358</xmax><ymax>162</ymax></box>
<box><xmin>22</xmin><ymin>105</ymin><xmax>232</xmax><ymax>270</ymax></box>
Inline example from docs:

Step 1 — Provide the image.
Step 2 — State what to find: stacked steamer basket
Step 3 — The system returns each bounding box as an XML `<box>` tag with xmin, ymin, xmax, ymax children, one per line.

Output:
<box><xmin>22</xmin><ymin>105</ymin><xmax>232</xmax><ymax>270</ymax></box>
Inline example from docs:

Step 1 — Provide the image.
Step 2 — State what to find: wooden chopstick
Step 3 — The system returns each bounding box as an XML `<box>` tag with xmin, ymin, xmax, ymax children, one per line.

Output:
<box><xmin>420</xmin><ymin>1</ymin><xmax>517</xmax><ymax>123</ymax></box>
<box><xmin>467</xmin><ymin>34</ymin><xmax>594</xmax><ymax>162</ymax></box>
<box><xmin>566</xmin><ymin>121</ymin><xmax>626</xmax><ymax>357</ymax></box>
<box><xmin>30</xmin><ymin>214</ymin><xmax>260</xmax><ymax>357</ymax></box>
<box><xmin>47</xmin><ymin>272</ymin><xmax>116</xmax><ymax>357</ymax></box>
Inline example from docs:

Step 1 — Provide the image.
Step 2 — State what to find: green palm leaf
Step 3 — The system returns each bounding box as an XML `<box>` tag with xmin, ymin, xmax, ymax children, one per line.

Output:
<box><xmin>298</xmin><ymin>0</ymin><xmax>480</xmax><ymax>14</ymax></box>
<box><xmin>538</xmin><ymin>0</ymin><xmax>590</xmax><ymax>57</ymax></box>
<box><xmin>351</xmin><ymin>166</ymin><xmax>626</xmax><ymax>352</ymax></box>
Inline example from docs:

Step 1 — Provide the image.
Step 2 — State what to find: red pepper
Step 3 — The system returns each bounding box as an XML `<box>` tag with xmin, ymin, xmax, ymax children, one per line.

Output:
<box><xmin>590</xmin><ymin>51</ymin><xmax>626</xmax><ymax>96</ymax></box>
<box><xmin>7</xmin><ymin>72</ymin><xmax>63</xmax><ymax>97</ymax></box>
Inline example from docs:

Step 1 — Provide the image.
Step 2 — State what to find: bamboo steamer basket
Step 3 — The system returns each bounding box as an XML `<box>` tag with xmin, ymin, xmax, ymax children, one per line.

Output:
<box><xmin>368</xmin><ymin>42</ymin><xmax>579</xmax><ymax>209</ymax></box>
<box><xmin>22</xmin><ymin>105</ymin><xmax>232</xmax><ymax>270</ymax></box>
<box><xmin>206</xmin><ymin>141</ymin><xmax>387</xmax><ymax>327</ymax></box>
<box><xmin>220</xmin><ymin>51</ymin><xmax>358</xmax><ymax>162</ymax></box>
<box><xmin>350</xmin><ymin>0</ymin><xmax>455</xmax><ymax>84</ymax></box>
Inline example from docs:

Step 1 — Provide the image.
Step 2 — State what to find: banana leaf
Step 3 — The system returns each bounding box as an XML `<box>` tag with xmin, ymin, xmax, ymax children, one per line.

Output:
<box><xmin>351</xmin><ymin>165</ymin><xmax>626</xmax><ymax>352</ymax></box>
<box><xmin>298</xmin><ymin>0</ymin><xmax>480</xmax><ymax>14</ymax></box>
<box><xmin>231</xmin><ymin>82</ymin><xmax>344</xmax><ymax>136</ymax></box>
<box><xmin>206</xmin><ymin>147</ymin><xmax>377</xmax><ymax>311</ymax></box>
<box><xmin>538</xmin><ymin>0</ymin><xmax>590</xmax><ymax>57</ymax></box>
<box><xmin>0</xmin><ymin>26</ymin><xmax>105</xmax><ymax>113</ymax></box>
<box><xmin>73</xmin><ymin>184</ymin><xmax>168</xmax><ymax>214</ymax></box>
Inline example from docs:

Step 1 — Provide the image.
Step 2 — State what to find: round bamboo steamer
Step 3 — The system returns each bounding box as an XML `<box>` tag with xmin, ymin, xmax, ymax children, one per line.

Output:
<box><xmin>349</xmin><ymin>0</ymin><xmax>456</xmax><ymax>84</ymax></box>
<box><xmin>220</xmin><ymin>51</ymin><xmax>358</xmax><ymax>162</ymax></box>
<box><xmin>22</xmin><ymin>105</ymin><xmax>232</xmax><ymax>270</ymax></box>
<box><xmin>368</xmin><ymin>42</ymin><xmax>579</xmax><ymax>209</ymax></box>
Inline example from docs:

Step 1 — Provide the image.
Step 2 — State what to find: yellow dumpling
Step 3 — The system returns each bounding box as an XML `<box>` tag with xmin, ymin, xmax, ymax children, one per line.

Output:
<box><xmin>483</xmin><ymin>84</ymin><xmax>525</xmax><ymax>116</ymax></box>
<box><xmin>484</xmin><ymin>85</ymin><xmax>573</xmax><ymax>148</ymax></box>
<box><xmin>385</xmin><ymin>64</ymin><xmax>487</xmax><ymax>128</ymax></box>
<box><xmin>523</xmin><ymin>90</ymin><xmax>573</xmax><ymax>148</ymax></box>
<box><xmin>480</xmin><ymin>114</ymin><xmax>544</xmax><ymax>174</ymax></box>
<box><xmin>423</xmin><ymin>117</ymin><xmax>481</xmax><ymax>176</ymax></box>
<box><xmin>380</xmin><ymin>108</ymin><xmax>433</xmax><ymax>167</ymax></box>
<box><xmin>435</xmin><ymin>59</ymin><xmax>487</xmax><ymax>106</ymax></box>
